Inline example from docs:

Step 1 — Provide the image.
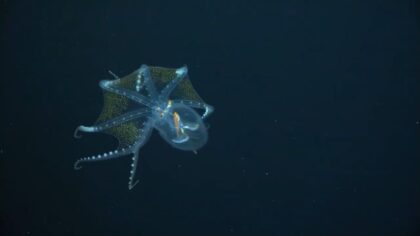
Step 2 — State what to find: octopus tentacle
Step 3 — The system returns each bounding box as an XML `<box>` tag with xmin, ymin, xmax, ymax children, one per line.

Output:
<box><xmin>73</xmin><ymin>109</ymin><xmax>150</xmax><ymax>138</ymax></box>
<box><xmin>128</xmin><ymin>152</ymin><xmax>140</xmax><ymax>190</ymax></box>
<box><xmin>172</xmin><ymin>99</ymin><xmax>214</xmax><ymax>119</ymax></box>
<box><xmin>159</xmin><ymin>66</ymin><xmax>188</xmax><ymax>101</ymax></box>
<box><xmin>74</xmin><ymin>147</ymin><xmax>132</xmax><ymax>170</ymax></box>
<box><xmin>139</xmin><ymin>65</ymin><xmax>158</xmax><ymax>99</ymax></box>
<box><xmin>100</xmin><ymin>80</ymin><xmax>154</xmax><ymax>107</ymax></box>
<box><xmin>126</xmin><ymin>121</ymin><xmax>154</xmax><ymax>190</ymax></box>
<box><xmin>74</xmin><ymin>125</ymin><xmax>96</xmax><ymax>138</ymax></box>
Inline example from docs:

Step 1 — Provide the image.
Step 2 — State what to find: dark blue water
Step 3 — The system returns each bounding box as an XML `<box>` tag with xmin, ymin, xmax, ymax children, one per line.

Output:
<box><xmin>1</xmin><ymin>1</ymin><xmax>419</xmax><ymax>235</ymax></box>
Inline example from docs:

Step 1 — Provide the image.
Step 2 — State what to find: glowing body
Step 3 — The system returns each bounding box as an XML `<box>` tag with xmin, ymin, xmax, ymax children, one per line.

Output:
<box><xmin>74</xmin><ymin>65</ymin><xmax>213</xmax><ymax>189</ymax></box>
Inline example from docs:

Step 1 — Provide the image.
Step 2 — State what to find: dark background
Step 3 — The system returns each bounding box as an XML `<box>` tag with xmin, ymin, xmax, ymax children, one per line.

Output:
<box><xmin>1</xmin><ymin>0</ymin><xmax>419</xmax><ymax>235</ymax></box>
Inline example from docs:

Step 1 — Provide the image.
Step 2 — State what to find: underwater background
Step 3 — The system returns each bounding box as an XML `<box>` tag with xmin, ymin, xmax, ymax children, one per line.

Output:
<box><xmin>0</xmin><ymin>0</ymin><xmax>419</xmax><ymax>235</ymax></box>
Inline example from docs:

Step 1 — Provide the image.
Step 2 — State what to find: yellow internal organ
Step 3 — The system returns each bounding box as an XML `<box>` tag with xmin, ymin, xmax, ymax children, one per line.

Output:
<box><xmin>173</xmin><ymin>111</ymin><xmax>181</xmax><ymax>137</ymax></box>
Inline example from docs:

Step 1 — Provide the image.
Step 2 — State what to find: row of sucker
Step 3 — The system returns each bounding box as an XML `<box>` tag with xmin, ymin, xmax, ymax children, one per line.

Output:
<box><xmin>73</xmin><ymin>146</ymin><xmax>132</xmax><ymax>170</ymax></box>
<box><xmin>126</xmin><ymin>122</ymin><xmax>154</xmax><ymax>189</ymax></box>
<box><xmin>135</xmin><ymin>73</ymin><xmax>142</xmax><ymax>92</ymax></box>
<box><xmin>128</xmin><ymin>154</ymin><xmax>140</xmax><ymax>190</ymax></box>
